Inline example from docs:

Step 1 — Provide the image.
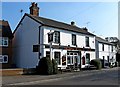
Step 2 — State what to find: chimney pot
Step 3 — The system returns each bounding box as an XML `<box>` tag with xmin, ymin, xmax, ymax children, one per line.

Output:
<box><xmin>83</xmin><ymin>27</ymin><xmax>88</xmax><ymax>31</ymax></box>
<box><xmin>71</xmin><ymin>21</ymin><xmax>75</xmax><ymax>26</ymax></box>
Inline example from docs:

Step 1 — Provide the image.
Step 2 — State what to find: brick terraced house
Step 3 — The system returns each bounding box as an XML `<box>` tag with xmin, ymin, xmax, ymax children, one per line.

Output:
<box><xmin>0</xmin><ymin>20</ymin><xmax>13</xmax><ymax>68</ymax></box>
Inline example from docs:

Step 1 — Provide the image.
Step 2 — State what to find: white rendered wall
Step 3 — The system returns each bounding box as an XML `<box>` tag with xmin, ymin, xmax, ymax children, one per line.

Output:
<box><xmin>43</xmin><ymin>26</ymin><xmax>96</xmax><ymax>68</ymax></box>
<box><xmin>98</xmin><ymin>43</ymin><xmax>116</xmax><ymax>63</ymax></box>
<box><xmin>13</xmin><ymin>16</ymin><xmax>41</xmax><ymax>68</ymax></box>
<box><xmin>119</xmin><ymin>1</ymin><xmax>120</xmax><ymax>40</ymax></box>
<box><xmin>43</xmin><ymin>26</ymin><xmax>95</xmax><ymax>49</ymax></box>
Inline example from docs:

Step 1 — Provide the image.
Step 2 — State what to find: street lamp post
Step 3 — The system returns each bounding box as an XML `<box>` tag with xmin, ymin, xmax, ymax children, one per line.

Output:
<box><xmin>50</xmin><ymin>42</ymin><xmax>52</xmax><ymax>60</ymax></box>
<box><xmin>48</xmin><ymin>30</ymin><xmax>54</xmax><ymax>60</ymax></box>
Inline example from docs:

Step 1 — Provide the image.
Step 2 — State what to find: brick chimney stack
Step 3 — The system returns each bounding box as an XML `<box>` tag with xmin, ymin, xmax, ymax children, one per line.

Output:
<box><xmin>29</xmin><ymin>2</ymin><xmax>39</xmax><ymax>16</ymax></box>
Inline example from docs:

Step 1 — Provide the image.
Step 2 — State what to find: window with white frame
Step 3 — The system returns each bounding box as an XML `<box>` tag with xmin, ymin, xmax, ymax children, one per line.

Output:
<box><xmin>72</xmin><ymin>34</ymin><xmax>76</xmax><ymax>45</ymax></box>
<box><xmin>102</xmin><ymin>44</ymin><xmax>104</xmax><ymax>51</ymax></box>
<box><xmin>0</xmin><ymin>37</ymin><xmax>8</xmax><ymax>46</ymax></box>
<box><xmin>54</xmin><ymin>31</ymin><xmax>60</xmax><ymax>43</ymax></box>
<box><xmin>85</xmin><ymin>36</ymin><xmax>89</xmax><ymax>47</ymax></box>
<box><xmin>111</xmin><ymin>46</ymin><xmax>113</xmax><ymax>52</ymax></box>
<box><xmin>0</xmin><ymin>55</ymin><xmax>8</xmax><ymax>63</ymax></box>
<box><xmin>54</xmin><ymin>52</ymin><xmax>61</xmax><ymax>65</ymax></box>
<box><xmin>86</xmin><ymin>53</ymin><xmax>90</xmax><ymax>64</ymax></box>
<box><xmin>48</xmin><ymin>31</ymin><xmax>60</xmax><ymax>43</ymax></box>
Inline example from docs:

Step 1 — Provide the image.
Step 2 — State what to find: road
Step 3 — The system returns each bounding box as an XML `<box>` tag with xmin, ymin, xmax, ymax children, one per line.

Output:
<box><xmin>1</xmin><ymin>67</ymin><xmax>120</xmax><ymax>86</ymax></box>
<box><xmin>40</xmin><ymin>69</ymin><xmax>119</xmax><ymax>85</ymax></box>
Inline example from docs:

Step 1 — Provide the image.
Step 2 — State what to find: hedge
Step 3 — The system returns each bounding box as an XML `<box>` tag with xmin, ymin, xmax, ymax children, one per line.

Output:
<box><xmin>52</xmin><ymin>59</ymin><xmax>58</xmax><ymax>74</ymax></box>
<box><xmin>90</xmin><ymin>59</ymin><xmax>102</xmax><ymax>70</ymax></box>
<box><xmin>36</xmin><ymin>57</ymin><xmax>53</xmax><ymax>75</ymax></box>
<box><xmin>36</xmin><ymin>57</ymin><xmax>58</xmax><ymax>75</ymax></box>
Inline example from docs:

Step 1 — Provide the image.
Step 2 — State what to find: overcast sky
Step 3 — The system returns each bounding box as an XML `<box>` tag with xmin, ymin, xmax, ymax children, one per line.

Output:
<box><xmin>1</xmin><ymin>2</ymin><xmax>118</xmax><ymax>38</ymax></box>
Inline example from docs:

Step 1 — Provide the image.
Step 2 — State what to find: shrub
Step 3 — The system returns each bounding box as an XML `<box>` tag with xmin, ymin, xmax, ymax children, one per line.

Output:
<box><xmin>115</xmin><ymin>62</ymin><xmax>118</xmax><ymax>67</ymax></box>
<box><xmin>52</xmin><ymin>59</ymin><xmax>58</xmax><ymax>74</ymax></box>
<box><xmin>90</xmin><ymin>59</ymin><xmax>102</xmax><ymax>70</ymax></box>
<box><xmin>36</xmin><ymin>57</ymin><xmax>53</xmax><ymax>75</ymax></box>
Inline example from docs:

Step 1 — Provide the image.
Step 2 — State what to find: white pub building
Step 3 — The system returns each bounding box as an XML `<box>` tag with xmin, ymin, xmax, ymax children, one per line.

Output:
<box><xmin>13</xmin><ymin>2</ymin><xmax>116</xmax><ymax>69</ymax></box>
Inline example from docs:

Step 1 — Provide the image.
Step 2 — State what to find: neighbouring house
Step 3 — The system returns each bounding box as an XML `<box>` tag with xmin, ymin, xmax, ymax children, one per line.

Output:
<box><xmin>95</xmin><ymin>36</ymin><xmax>116</xmax><ymax>67</ymax></box>
<box><xmin>116</xmin><ymin>49</ymin><xmax>120</xmax><ymax>66</ymax></box>
<box><xmin>105</xmin><ymin>37</ymin><xmax>120</xmax><ymax>64</ymax></box>
<box><xmin>13</xmin><ymin>2</ymin><xmax>96</xmax><ymax>69</ymax></box>
<box><xmin>0</xmin><ymin>20</ymin><xmax>13</xmax><ymax>68</ymax></box>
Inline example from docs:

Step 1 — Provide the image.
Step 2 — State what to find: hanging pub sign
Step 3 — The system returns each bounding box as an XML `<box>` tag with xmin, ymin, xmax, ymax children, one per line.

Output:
<box><xmin>33</xmin><ymin>45</ymin><xmax>40</xmax><ymax>52</ymax></box>
<box><xmin>48</xmin><ymin>32</ymin><xmax>54</xmax><ymax>43</ymax></box>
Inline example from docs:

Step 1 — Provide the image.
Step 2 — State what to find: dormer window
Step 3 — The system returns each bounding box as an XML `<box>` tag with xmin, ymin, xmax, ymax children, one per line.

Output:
<box><xmin>0</xmin><ymin>37</ymin><xmax>8</xmax><ymax>47</ymax></box>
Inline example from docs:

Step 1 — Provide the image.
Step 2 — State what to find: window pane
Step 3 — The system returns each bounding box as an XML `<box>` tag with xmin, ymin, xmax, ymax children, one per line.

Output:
<box><xmin>0</xmin><ymin>55</ymin><xmax>3</xmax><ymax>63</ymax></box>
<box><xmin>48</xmin><ymin>33</ymin><xmax>53</xmax><ymax>42</ymax></box>
<box><xmin>72</xmin><ymin>34</ymin><xmax>76</xmax><ymax>45</ymax></box>
<box><xmin>74</xmin><ymin>56</ymin><xmax>78</xmax><ymax>63</ymax></box>
<box><xmin>82</xmin><ymin>56</ymin><xmax>85</xmax><ymax>65</ymax></box>
<box><xmin>0</xmin><ymin>58</ymin><xmax>3</xmax><ymax>63</ymax></box>
<box><xmin>70</xmin><ymin>53</ymin><xmax>73</xmax><ymax>55</ymax></box>
<box><xmin>54</xmin><ymin>52</ymin><xmax>61</xmax><ymax>65</ymax></box>
<box><xmin>67</xmin><ymin>56</ymin><xmax>70</xmax><ymax>64</ymax></box>
<box><xmin>71</xmin><ymin>56</ymin><xmax>73</xmax><ymax>64</ymax></box>
<box><xmin>102</xmin><ymin>44</ymin><xmax>104</xmax><ymax>51</ymax></box>
<box><xmin>3</xmin><ymin>37</ymin><xmax>8</xmax><ymax>46</ymax></box>
<box><xmin>4</xmin><ymin>40</ymin><xmax>8</xmax><ymax>45</ymax></box>
<box><xmin>4</xmin><ymin>56</ymin><xmax>8</xmax><ymax>63</ymax></box>
<box><xmin>111</xmin><ymin>46</ymin><xmax>113</xmax><ymax>52</ymax></box>
<box><xmin>0</xmin><ymin>37</ymin><xmax>2</xmax><ymax>46</ymax></box>
<box><xmin>62</xmin><ymin>55</ymin><xmax>66</xmax><ymax>65</ymax></box>
<box><xmin>74</xmin><ymin>53</ymin><xmax>77</xmax><ymax>55</ymax></box>
<box><xmin>86</xmin><ymin>53</ymin><xmax>90</xmax><ymax>64</ymax></box>
<box><xmin>2</xmin><ymin>39</ymin><xmax>4</xmax><ymax>45</ymax></box>
<box><xmin>0</xmin><ymin>55</ymin><xmax>8</xmax><ymax>63</ymax></box>
<box><xmin>86</xmin><ymin>37</ymin><xmax>89</xmax><ymax>47</ymax></box>
<box><xmin>46</xmin><ymin>51</ymin><xmax>50</xmax><ymax>58</ymax></box>
<box><xmin>54</xmin><ymin>31</ymin><xmax>60</xmax><ymax>43</ymax></box>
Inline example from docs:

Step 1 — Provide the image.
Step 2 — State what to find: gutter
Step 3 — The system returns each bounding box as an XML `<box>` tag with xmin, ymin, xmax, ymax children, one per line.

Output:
<box><xmin>38</xmin><ymin>25</ymin><xmax>42</xmax><ymax>59</ymax></box>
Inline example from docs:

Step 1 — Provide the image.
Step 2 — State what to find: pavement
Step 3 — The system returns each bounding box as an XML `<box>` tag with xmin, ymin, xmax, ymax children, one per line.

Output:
<box><xmin>1</xmin><ymin>67</ymin><xmax>119</xmax><ymax>86</ymax></box>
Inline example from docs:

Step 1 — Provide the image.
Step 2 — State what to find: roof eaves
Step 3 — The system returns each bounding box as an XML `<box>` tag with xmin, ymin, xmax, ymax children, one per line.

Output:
<box><xmin>96</xmin><ymin>37</ymin><xmax>114</xmax><ymax>45</ymax></box>
<box><xmin>13</xmin><ymin>13</ymin><xmax>44</xmax><ymax>34</ymax></box>
<box><xmin>42</xmin><ymin>24</ymin><xmax>95</xmax><ymax>36</ymax></box>
<box><xmin>13</xmin><ymin>14</ymin><xmax>26</xmax><ymax>34</ymax></box>
<box><xmin>28</xmin><ymin>14</ymin><xmax>95</xmax><ymax>36</ymax></box>
<box><xmin>26</xmin><ymin>14</ymin><xmax>44</xmax><ymax>25</ymax></box>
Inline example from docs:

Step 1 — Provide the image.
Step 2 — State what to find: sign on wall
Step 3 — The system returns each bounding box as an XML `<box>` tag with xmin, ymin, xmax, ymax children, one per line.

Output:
<box><xmin>33</xmin><ymin>45</ymin><xmax>40</xmax><ymax>52</ymax></box>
